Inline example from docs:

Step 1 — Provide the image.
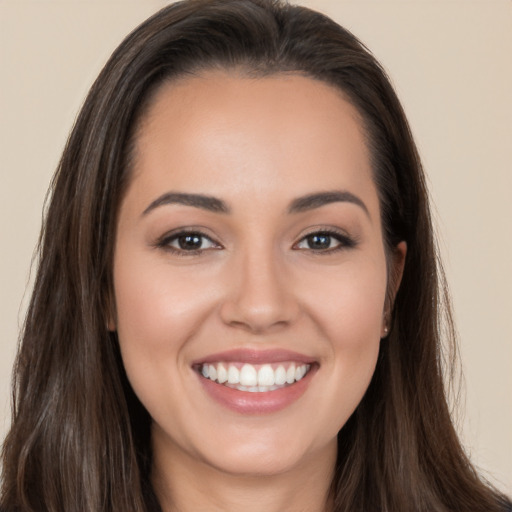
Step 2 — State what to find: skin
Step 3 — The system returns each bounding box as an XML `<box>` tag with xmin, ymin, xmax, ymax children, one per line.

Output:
<box><xmin>111</xmin><ymin>71</ymin><xmax>406</xmax><ymax>512</ymax></box>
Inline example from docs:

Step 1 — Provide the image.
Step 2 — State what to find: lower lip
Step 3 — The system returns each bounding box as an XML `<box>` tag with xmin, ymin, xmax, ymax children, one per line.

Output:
<box><xmin>197</xmin><ymin>367</ymin><xmax>316</xmax><ymax>414</ymax></box>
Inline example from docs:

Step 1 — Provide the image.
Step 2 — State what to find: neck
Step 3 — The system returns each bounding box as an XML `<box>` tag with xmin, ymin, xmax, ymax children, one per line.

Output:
<box><xmin>152</xmin><ymin>431</ymin><xmax>336</xmax><ymax>512</ymax></box>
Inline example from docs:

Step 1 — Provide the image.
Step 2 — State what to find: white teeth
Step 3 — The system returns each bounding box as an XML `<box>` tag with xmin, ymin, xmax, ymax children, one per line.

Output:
<box><xmin>200</xmin><ymin>361</ymin><xmax>311</xmax><ymax>391</ymax></box>
<box><xmin>227</xmin><ymin>365</ymin><xmax>240</xmax><ymax>384</ymax></box>
<box><xmin>239</xmin><ymin>364</ymin><xmax>258</xmax><ymax>386</ymax></box>
<box><xmin>217</xmin><ymin>363</ymin><xmax>228</xmax><ymax>383</ymax></box>
<box><xmin>257</xmin><ymin>364</ymin><xmax>275</xmax><ymax>386</ymax></box>
<box><xmin>274</xmin><ymin>365</ymin><xmax>287</xmax><ymax>386</ymax></box>
<box><xmin>208</xmin><ymin>365</ymin><xmax>217</xmax><ymax>381</ymax></box>
<box><xmin>286</xmin><ymin>364</ymin><xmax>296</xmax><ymax>384</ymax></box>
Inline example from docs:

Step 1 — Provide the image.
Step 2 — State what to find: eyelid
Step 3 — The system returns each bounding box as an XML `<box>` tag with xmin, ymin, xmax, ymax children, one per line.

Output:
<box><xmin>153</xmin><ymin>225</ymin><xmax>357</xmax><ymax>255</ymax></box>
<box><xmin>154</xmin><ymin>227</ymin><xmax>223</xmax><ymax>255</ymax></box>
<box><xmin>292</xmin><ymin>227</ymin><xmax>357</xmax><ymax>252</ymax></box>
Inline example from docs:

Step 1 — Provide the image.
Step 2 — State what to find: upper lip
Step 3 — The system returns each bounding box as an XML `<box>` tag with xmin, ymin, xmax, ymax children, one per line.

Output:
<box><xmin>193</xmin><ymin>348</ymin><xmax>316</xmax><ymax>365</ymax></box>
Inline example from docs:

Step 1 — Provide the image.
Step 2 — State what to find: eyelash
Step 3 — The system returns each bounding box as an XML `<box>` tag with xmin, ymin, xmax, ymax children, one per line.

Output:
<box><xmin>155</xmin><ymin>229</ymin><xmax>221</xmax><ymax>256</ymax></box>
<box><xmin>292</xmin><ymin>229</ymin><xmax>357</xmax><ymax>254</ymax></box>
<box><xmin>155</xmin><ymin>228</ymin><xmax>357</xmax><ymax>256</ymax></box>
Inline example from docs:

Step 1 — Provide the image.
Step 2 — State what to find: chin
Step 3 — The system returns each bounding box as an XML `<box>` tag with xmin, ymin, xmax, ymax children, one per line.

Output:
<box><xmin>195</xmin><ymin>427</ymin><xmax>337</xmax><ymax>478</ymax></box>
<box><xmin>204</xmin><ymin>447</ymin><xmax>309</xmax><ymax>477</ymax></box>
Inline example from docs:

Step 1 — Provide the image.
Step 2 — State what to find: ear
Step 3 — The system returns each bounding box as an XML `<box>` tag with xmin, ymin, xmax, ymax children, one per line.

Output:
<box><xmin>382</xmin><ymin>241</ymin><xmax>407</xmax><ymax>337</ymax></box>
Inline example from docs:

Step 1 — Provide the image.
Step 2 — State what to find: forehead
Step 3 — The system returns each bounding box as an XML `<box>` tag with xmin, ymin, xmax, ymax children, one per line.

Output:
<box><xmin>128</xmin><ymin>71</ymin><xmax>377</xmax><ymax>215</ymax></box>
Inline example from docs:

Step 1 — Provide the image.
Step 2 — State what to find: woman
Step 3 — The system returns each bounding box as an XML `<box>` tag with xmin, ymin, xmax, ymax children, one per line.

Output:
<box><xmin>1</xmin><ymin>0</ymin><xmax>510</xmax><ymax>511</ymax></box>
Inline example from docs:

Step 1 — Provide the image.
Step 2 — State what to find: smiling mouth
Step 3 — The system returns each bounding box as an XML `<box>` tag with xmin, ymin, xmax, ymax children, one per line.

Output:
<box><xmin>196</xmin><ymin>362</ymin><xmax>312</xmax><ymax>393</ymax></box>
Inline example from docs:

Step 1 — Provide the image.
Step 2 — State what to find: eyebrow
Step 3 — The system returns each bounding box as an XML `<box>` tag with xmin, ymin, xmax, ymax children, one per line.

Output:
<box><xmin>142</xmin><ymin>192</ymin><xmax>230</xmax><ymax>216</ymax></box>
<box><xmin>288</xmin><ymin>190</ymin><xmax>369</xmax><ymax>217</ymax></box>
<box><xmin>142</xmin><ymin>189</ymin><xmax>369</xmax><ymax>217</ymax></box>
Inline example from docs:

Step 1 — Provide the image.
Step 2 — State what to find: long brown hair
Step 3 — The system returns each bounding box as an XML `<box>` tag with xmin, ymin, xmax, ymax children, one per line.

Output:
<box><xmin>2</xmin><ymin>1</ymin><xmax>510</xmax><ymax>510</ymax></box>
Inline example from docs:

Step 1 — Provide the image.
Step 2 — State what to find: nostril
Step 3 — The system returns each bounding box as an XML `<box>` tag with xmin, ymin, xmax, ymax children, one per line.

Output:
<box><xmin>224</xmin><ymin>317</ymin><xmax>289</xmax><ymax>334</ymax></box>
<box><xmin>218</xmin><ymin>254</ymin><xmax>300</xmax><ymax>332</ymax></box>
<box><xmin>219</xmin><ymin>302</ymin><xmax>295</xmax><ymax>333</ymax></box>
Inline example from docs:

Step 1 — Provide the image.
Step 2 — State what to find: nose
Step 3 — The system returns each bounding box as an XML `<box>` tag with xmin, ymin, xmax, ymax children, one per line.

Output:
<box><xmin>219</xmin><ymin>247</ymin><xmax>299</xmax><ymax>334</ymax></box>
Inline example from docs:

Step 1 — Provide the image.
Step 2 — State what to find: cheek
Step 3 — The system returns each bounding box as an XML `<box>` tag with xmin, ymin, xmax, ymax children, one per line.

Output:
<box><xmin>298</xmin><ymin>257</ymin><xmax>386</xmax><ymax>426</ymax></box>
<box><xmin>113</xmin><ymin>254</ymin><xmax>215</xmax><ymax>350</ymax></box>
<box><xmin>302</xmin><ymin>255</ymin><xmax>388</xmax><ymax>346</ymax></box>
<box><xmin>327</xmin><ymin>264</ymin><xmax>386</xmax><ymax>379</ymax></box>
<box><xmin>112</xmin><ymin>253</ymin><xmax>221</xmax><ymax>430</ymax></box>
<box><xmin>111</xmin><ymin>253</ymin><xmax>219</xmax><ymax>406</ymax></box>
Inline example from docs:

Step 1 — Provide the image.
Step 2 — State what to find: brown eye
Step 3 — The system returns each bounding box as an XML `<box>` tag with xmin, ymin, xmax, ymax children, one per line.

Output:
<box><xmin>176</xmin><ymin>234</ymin><xmax>204</xmax><ymax>250</ymax></box>
<box><xmin>304</xmin><ymin>233</ymin><xmax>334</xmax><ymax>250</ymax></box>
<box><xmin>159</xmin><ymin>231</ymin><xmax>220</xmax><ymax>253</ymax></box>
<box><xmin>294</xmin><ymin>230</ymin><xmax>355</xmax><ymax>252</ymax></box>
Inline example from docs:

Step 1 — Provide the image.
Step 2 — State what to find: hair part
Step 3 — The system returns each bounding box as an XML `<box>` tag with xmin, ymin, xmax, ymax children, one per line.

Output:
<box><xmin>2</xmin><ymin>1</ymin><xmax>510</xmax><ymax>511</ymax></box>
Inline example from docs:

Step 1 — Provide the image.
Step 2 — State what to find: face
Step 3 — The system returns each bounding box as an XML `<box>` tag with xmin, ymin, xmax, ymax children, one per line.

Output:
<box><xmin>111</xmin><ymin>72</ymin><xmax>405</xmax><ymax>478</ymax></box>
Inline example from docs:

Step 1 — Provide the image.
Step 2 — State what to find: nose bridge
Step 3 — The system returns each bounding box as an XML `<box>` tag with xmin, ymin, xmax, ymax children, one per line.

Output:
<box><xmin>220</xmin><ymin>239</ymin><xmax>297</xmax><ymax>332</ymax></box>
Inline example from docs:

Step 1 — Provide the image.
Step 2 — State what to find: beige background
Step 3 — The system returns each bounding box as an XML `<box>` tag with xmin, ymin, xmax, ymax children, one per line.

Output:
<box><xmin>1</xmin><ymin>0</ymin><xmax>510</xmax><ymax>494</ymax></box>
